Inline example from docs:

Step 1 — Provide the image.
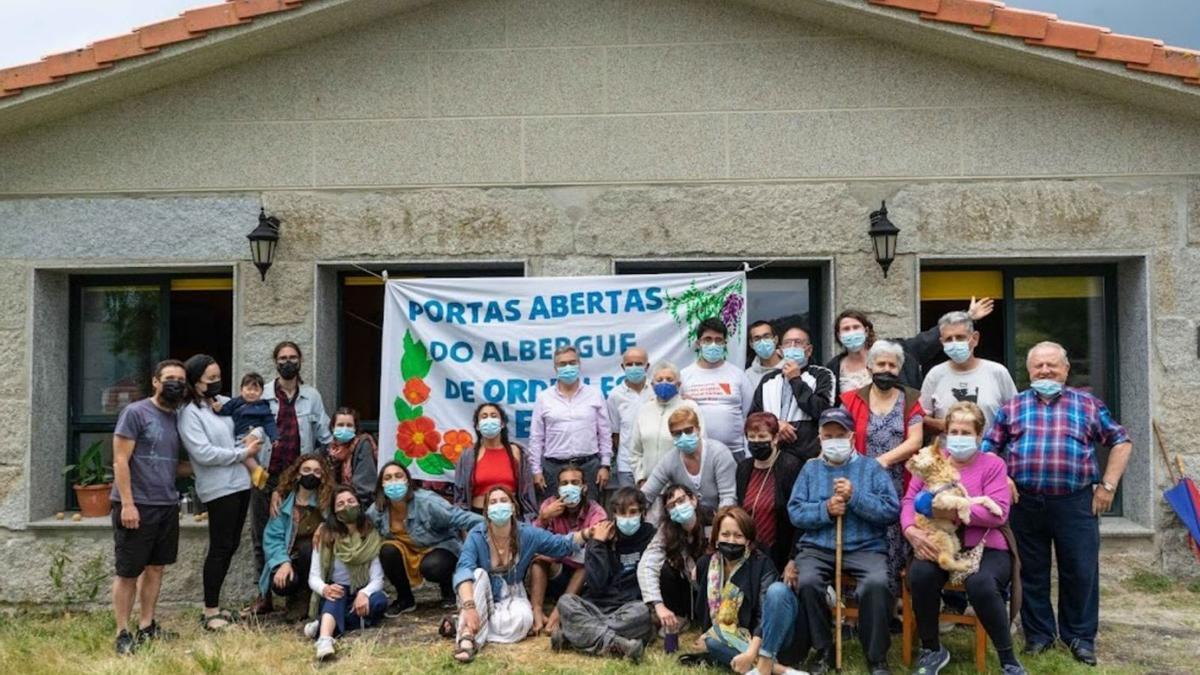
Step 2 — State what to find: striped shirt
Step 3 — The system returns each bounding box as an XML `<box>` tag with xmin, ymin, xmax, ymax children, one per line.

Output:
<box><xmin>982</xmin><ymin>387</ymin><xmax>1129</xmax><ymax>495</ymax></box>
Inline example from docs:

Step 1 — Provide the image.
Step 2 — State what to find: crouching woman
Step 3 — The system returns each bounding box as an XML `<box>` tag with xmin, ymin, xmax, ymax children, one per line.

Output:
<box><xmin>305</xmin><ymin>485</ymin><xmax>387</xmax><ymax>661</ymax></box>
<box><xmin>451</xmin><ymin>485</ymin><xmax>595</xmax><ymax>663</ymax></box>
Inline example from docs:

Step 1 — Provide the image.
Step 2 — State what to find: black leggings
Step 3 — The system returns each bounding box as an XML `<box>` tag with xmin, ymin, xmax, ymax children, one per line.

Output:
<box><xmin>269</xmin><ymin>540</ymin><xmax>313</xmax><ymax>596</ymax></box>
<box><xmin>202</xmin><ymin>489</ymin><xmax>252</xmax><ymax>609</ymax></box>
<box><xmin>659</xmin><ymin>565</ymin><xmax>697</xmax><ymax>622</ymax></box>
<box><xmin>909</xmin><ymin>548</ymin><xmax>1013</xmax><ymax>653</ymax></box>
<box><xmin>379</xmin><ymin>545</ymin><xmax>457</xmax><ymax>604</ymax></box>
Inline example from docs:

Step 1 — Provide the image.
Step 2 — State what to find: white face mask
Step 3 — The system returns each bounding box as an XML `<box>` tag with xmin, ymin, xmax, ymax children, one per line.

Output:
<box><xmin>945</xmin><ymin>435</ymin><xmax>978</xmax><ymax>462</ymax></box>
<box><xmin>820</xmin><ymin>437</ymin><xmax>853</xmax><ymax>465</ymax></box>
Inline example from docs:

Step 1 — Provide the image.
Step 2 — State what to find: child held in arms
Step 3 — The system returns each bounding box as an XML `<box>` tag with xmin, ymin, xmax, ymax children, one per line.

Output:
<box><xmin>213</xmin><ymin>372</ymin><xmax>276</xmax><ymax>488</ymax></box>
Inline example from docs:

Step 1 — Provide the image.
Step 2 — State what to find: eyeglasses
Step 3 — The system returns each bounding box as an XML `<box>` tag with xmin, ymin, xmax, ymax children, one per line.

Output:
<box><xmin>780</xmin><ymin>339</ymin><xmax>809</xmax><ymax>348</ymax></box>
<box><xmin>698</xmin><ymin>337</ymin><xmax>726</xmax><ymax>346</ymax></box>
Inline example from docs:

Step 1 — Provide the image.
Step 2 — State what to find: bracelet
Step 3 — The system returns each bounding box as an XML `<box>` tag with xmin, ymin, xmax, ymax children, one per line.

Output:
<box><xmin>460</xmin><ymin>600</ymin><xmax>476</xmax><ymax>610</ymax></box>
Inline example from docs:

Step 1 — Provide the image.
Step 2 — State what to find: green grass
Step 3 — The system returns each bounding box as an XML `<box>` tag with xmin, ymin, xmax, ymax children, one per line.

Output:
<box><xmin>0</xmin><ymin>607</ymin><xmax>1163</xmax><ymax>675</ymax></box>
<box><xmin>1122</xmin><ymin>569</ymin><xmax>1175</xmax><ymax>594</ymax></box>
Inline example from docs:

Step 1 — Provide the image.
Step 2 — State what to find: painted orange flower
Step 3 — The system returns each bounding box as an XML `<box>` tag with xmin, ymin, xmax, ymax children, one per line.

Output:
<box><xmin>440</xmin><ymin>429</ymin><xmax>472</xmax><ymax>464</ymax></box>
<box><xmin>403</xmin><ymin>377</ymin><xmax>431</xmax><ymax>406</ymax></box>
<box><xmin>396</xmin><ymin>416</ymin><xmax>441</xmax><ymax>458</ymax></box>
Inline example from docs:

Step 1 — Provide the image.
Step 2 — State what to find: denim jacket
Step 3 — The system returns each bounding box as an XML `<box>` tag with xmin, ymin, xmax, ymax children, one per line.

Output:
<box><xmin>453</xmin><ymin>522</ymin><xmax>577</xmax><ymax>600</ymax></box>
<box><xmin>262</xmin><ymin>378</ymin><xmax>333</xmax><ymax>457</ymax></box>
<box><xmin>366</xmin><ymin>489</ymin><xmax>484</xmax><ymax>556</ymax></box>
<box><xmin>258</xmin><ymin>489</ymin><xmax>323</xmax><ymax>595</ymax></box>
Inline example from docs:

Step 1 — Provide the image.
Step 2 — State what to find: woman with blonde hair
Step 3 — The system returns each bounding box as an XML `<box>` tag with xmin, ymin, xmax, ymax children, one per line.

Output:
<box><xmin>641</xmin><ymin>407</ymin><xmax>737</xmax><ymax>520</ymax></box>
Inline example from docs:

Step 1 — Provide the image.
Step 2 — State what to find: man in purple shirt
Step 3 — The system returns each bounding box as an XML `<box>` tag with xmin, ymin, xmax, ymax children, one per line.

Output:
<box><xmin>983</xmin><ymin>341</ymin><xmax>1132</xmax><ymax>667</ymax></box>
<box><xmin>529</xmin><ymin>345</ymin><xmax>612</xmax><ymax>501</ymax></box>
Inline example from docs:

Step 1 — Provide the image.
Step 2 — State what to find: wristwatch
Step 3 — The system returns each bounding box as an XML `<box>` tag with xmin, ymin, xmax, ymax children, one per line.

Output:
<box><xmin>1100</xmin><ymin>481</ymin><xmax>1116</xmax><ymax>493</ymax></box>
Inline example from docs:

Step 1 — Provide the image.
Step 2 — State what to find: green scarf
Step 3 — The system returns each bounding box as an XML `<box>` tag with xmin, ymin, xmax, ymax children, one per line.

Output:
<box><xmin>309</xmin><ymin>528</ymin><xmax>382</xmax><ymax>616</ymax></box>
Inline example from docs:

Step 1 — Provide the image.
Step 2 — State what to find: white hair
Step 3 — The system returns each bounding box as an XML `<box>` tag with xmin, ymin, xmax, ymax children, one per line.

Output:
<box><xmin>651</xmin><ymin>360</ymin><xmax>680</xmax><ymax>380</ymax></box>
<box><xmin>1026</xmin><ymin>341</ymin><xmax>1069</xmax><ymax>367</ymax></box>
<box><xmin>867</xmin><ymin>339</ymin><xmax>905</xmax><ymax>369</ymax></box>
<box><xmin>937</xmin><ymin>310</ymin><xmax>974</xmax><ymax>333</ymax></box>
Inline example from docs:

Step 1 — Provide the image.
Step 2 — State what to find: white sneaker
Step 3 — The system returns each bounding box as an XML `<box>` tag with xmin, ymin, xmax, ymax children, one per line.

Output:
<box><xmin>315</xmin><ymin>636</ymin><xmax>336</xmax><ymax>661</ymax></box>
<box><xmin>303</xmin><ymin>620</ymin><xmax>320</xmax><ymax>639</ymax></box>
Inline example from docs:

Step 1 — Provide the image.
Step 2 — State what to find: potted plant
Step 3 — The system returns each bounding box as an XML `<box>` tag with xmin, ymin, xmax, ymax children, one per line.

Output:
<box><xmin>63</xmin><ymin>441</ymin><xmax>113</xmax><ymax>517</ymax></box>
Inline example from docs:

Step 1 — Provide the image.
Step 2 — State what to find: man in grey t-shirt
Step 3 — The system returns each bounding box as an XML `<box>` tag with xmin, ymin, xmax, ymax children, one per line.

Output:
<box><xmin>920</xmin><ymin>311</ymin><xmax>1017</xmax><ymax>433</ymax></box>
<box><xmin>110</xmin><ymin>359</ymin><xmax>188</xmax><ymax>656</ymax></box>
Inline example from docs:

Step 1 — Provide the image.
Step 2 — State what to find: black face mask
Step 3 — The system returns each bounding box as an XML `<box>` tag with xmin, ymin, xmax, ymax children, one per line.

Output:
<box><xmin>298</xmin><ymin>474</ymin><xmax>321</xmax><ymax>491</ymax></box>
<box><xmin>872</xmin><ymin>372</ymin><xmax>900</xmax><ymax>391</ymax></box>
<box><xmin>277</xmin><ymin>361</ymin><xmax>300</xmax><ymax>380</ymax></box>
<box><xmin>747</xmin><ymin>441</ymin><xmax>773</xmax><ymax>461</ymax></box>
<box><xmin>717</xmin><ymin>542</ymin><xmax>746</xmax><ymax>561</ymax></box>
<box><xmin>159</xmin><ymin>379</ymin><xmax>186</xmax><ymax>406</ymax></box>
<box><xmin>204</xmin><ymin>380</ymin><xmax>222</xmax><ymax>399</ymax></box>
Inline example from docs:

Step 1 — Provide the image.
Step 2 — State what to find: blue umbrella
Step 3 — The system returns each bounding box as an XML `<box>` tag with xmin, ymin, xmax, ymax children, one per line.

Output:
<box><xmin>1156</xmin><ymin>422</ymin><xmax>1200</xmax><ymax>564</ymax></box>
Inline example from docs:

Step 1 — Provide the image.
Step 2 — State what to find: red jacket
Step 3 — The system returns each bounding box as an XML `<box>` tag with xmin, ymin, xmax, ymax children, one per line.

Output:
<box><xmin>840</xmin><ymin>385</ymin><xmax>924</xmax><ymax>493</ymax></box>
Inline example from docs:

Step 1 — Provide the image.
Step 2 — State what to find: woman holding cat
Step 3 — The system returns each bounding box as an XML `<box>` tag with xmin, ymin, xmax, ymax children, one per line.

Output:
<box><xmin>901</xmin><ymin>401</ymin><xmax>1023</xmax><ymax>675</ymax></box>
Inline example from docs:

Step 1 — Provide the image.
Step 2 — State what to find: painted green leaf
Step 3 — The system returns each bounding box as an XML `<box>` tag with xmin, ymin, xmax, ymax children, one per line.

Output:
<box><xmin>400</xmin><ymin>330</ymin><xmax>433</xmax><ymax>381</ymax></box>
<box><xmin>394</xmin><ymin>452</ymin><xmax>412</xmax><ymax>467</ymax></box>
<box><xmin>427</xmin><ymin>453</ymin><xmax>455</xmax><ymax>473</ymax></box>
<box><xmin>416</xmin><ymin>453</ymin><xmax>450</xmax><ymax>476</ymax></box>
<box><xmin>394</xmin><ymin>396</ymin><xmax>422</xmax><ymax>423</ymax></box>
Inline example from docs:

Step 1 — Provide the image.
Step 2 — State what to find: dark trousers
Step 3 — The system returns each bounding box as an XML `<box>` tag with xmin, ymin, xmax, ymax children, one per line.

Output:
<box><xmin>909</xmin><ymin>549</ymin><xmax>1013</xmax><ymax>652</ymax></box>
<box><xmin>780</xmin><ymin>420</ymin><xmax>820</xmax><ymax>462</ymax></box>
<box><xmin>202</xmin><ymin>489</ymin><xmax>252</xmax><ymax>609</ymax></box>
<box><xmin>316</xmin><ymin>584</ymin><xmax>388</xmax><ymax>637</ymax></box>
<box><xmin>540</xmin><ymin>454</ymin><xmax>601</xmax><ymax>503</ymax></box>
<box><xmin>794</xmin><ymin>546</ymin><xmax>891</xmax><ymax>667</ymax></box>
<box><xmin>250</xmin><ymin>473</ymin><xmax>280</xmax><ymax>585</ymax></box>
<box><xmin>659</xmin><ymin>565</ymin><xmax>698</xmax><ymax>623</ymax></box>
<box><xmin>378</xmin><ymin>545</ymin><xmax>457</xmax><ymax>605</ymax></box>
<box><xmin>1011</xmin><ymin>486</ymin><xmax>1099</xmax><ymax>649</ymax></box>
<box><xmin>269</xmin><ymin>541</ymin><xmax>313</xmax><ymax>597</ymax></box>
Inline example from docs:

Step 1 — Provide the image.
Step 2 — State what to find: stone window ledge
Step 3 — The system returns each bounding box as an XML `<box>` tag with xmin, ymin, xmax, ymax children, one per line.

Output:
<box><xmin>27</xmin><ymin>515</ymin><xmax>211</xmax><ymax>531</ymax></box>
<box><xmin>1099</xmin><ymin>516</ymin><xmax>1154</xmax><ymax>539</ymax></box>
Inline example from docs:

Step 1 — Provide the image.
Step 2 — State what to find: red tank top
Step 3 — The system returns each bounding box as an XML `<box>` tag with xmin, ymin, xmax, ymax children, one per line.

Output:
<box><xmin>473</xmin><ymin>446</ymin><xmax>517</xmax><ymax>498</ymax></box>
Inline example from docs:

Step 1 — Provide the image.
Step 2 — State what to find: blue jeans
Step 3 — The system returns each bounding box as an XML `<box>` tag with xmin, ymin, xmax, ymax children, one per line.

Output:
<box><xmin>317</xmin><ymin>585</ymin><xmax>388</xmax><ymax>637</ymax></box>
<box><xmin>704</xmin><ymin>637</ymin><xmax>743</xmax><ymax>670</ymax></box>
<box><xmin>1011</xmin><ymin>486</ymin><xmax>1099</xmax><ymax>649</ymax></box>
<box><xmin>759</xmin><ymin>582</ymin><xmax>799</xmax><ymax>660</ymax></box>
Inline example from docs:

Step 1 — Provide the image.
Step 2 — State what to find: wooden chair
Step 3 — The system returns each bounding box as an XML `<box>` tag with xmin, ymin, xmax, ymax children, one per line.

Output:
<box><xmin>901</xmin><ymin>578</ymin><xmax>988</xmax><ymax>673</ymax></box>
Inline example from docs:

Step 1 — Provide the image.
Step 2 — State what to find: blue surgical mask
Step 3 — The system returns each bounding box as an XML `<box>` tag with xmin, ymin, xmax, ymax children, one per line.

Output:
<box><xmin>945</xmin><ymin>435</ymin><xmax>978</xmax><ymax>462</ymax></box>
<box><xmin>623</xmin><ymin>365</ymin><xmax>646</xmax><ymax>384</ymax></box>
<box><xmin>674</xmin><ymin>432</ymin><xmax>699</xmax><ymax>454</ymax></box>
<box><xmin>700</xmin><ymin>343</ymin><xmax>726</xmax><ymax>363</ymax></box>
<box><xmin>556</xmin><ymin>364</ymin><xmax>580</xmax><ymax>384</ymax></box>
<box><xmin>653</xmin><ymin>382</ymin><xmax>679</xmax><ymax>401</ymax></box>
<box><xmin>616</xmin><ymin>515</ymin><xmax>642</xmax><ymax>536</ymax></box>
<box><xmin>782</xmin><ymin>347</ymin><xmax>808</xmax><ymax>366</ymax></box>
<box><xmin>669</xmin><ymin>501</ymin><xmax>696</xmax><ymax>525</ymax></box>
<box><xmin>821</xmin><ymin>437</ymin><xmax>854</xmax><ymax>465</ymax></box>
<box><xmin>840</xmin><ymin>330</ymin><xmax>867</xmax><ymax>352</ymax></box>
<box><xmin>477</xmin><ymin>418</ymin><xmax>502</xmax><ymax>439</ymax></box>
<box><xmin>752</xmin><ymin>339</ymin><xmax>777</xmax><ymax>360</ymax></box>
<box><xmin>1030</xmin><ymin>379</ymin><xmax>1063</xmax><ymax>398</ymax></box>
<box><xmin>558</xmin><ymin>484</ymin><xmax>583</xmax><ymax>505</ymax></box>
<box><xmin>943</xmin><ymin>341</ymin><xmax>971</xmax><ymax>364</ymax></box>
<box><xmin>487</xmin><ymin>502</ymin><xmax>514</xmax><ymax>525</ymax></box>
<box><xmin>333</xmin><ymin>427</ymin><xmax>355</xmax><ymax>443</ymax></box>
<box><xmin>383</xmin><ymin>481</ymin><xmax>408</xmax><ymax>501</ymax></box>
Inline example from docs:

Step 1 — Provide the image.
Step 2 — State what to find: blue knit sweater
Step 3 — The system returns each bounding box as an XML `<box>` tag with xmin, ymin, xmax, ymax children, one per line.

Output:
<box><xmin>787</xmin><ymin>454</ymin><xmax>899</xmax><ymax>554</ymax></box>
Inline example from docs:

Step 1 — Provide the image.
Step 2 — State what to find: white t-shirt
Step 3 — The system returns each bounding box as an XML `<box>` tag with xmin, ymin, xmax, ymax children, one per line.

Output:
<box><xmin>680</xmin><ymin>361</ymin><xmax>753</xmax><ymax>458</ymax></box>
<box><xmin>920</xmin><ymin>358</ymin><xmax>1018</xmax><ymax>430</ymax></box>
<box><xmin>606</xmin><ymin>382</ymin><xmax>652</xmax><ymax>475</ymax></box>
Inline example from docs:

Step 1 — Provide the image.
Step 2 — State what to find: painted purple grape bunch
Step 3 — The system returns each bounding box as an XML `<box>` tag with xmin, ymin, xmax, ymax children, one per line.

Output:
<box><xmin>720</xmin><ymin>292</ymin><xmax>744</xmax><ymax>330</ymax></box>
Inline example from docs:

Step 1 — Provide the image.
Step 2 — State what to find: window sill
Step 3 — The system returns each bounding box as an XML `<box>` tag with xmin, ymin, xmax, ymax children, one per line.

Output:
<box><xmin>1099</xmin><ymin>516</ymin><xmax>1154</xmax><ymax>539</ymax></box>
<box><xmin>27</xmin><ymin>514</ymin><xmax>210</xmax><ymax>531</ymax></box>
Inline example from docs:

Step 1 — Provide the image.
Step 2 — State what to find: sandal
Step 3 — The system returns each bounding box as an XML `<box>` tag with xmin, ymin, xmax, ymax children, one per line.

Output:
<box><xmin>453</xmin><ymin>636</ymin><xmax>477</xmax><ymax>663</ymax></box>
<box><xmin>438</xmin><ymin>615</ymin><xmax>456</xmax><ymax>640</ymax></box>
<box><xmin>200</xmin><ymin>610</ymin><xmax>236</xmax><ymax>632</ymax></box>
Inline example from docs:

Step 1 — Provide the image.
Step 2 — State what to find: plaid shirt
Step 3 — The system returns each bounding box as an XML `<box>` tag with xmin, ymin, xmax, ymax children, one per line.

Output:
<box><xmin>269</xmin><ymin>380</ymin><xmax>301</xmax><ymax>474</ymax></box>
<box><xmin>982</xmin><ymin>386</ymin><xmax>1129</xmax><ymax>495</ymax></box>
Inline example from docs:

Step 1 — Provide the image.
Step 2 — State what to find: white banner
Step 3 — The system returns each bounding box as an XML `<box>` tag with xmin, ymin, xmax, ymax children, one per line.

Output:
<box><xmin>378</xmin><ymin>272</ymin><xmax>747</xmax><ymax>481</ymax></box>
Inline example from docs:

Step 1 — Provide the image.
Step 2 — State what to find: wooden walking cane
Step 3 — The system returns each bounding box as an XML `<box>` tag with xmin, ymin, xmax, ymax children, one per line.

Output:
<box><xmin>835</xmin><ymin>514</ymin><xmax>844</xmax><ymax>672</ymax></box>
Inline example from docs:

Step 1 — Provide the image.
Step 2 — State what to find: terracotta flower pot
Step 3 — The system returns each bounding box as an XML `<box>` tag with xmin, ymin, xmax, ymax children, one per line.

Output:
<box><xmin>74</xmin><ymin>483</ymin><xmax>113</xmax><ymax>518</ymax></box>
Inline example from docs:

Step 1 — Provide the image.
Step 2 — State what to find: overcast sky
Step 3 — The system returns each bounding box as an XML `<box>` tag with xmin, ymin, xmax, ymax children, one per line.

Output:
<box><xmin>0</xmin><ymin>0</ymin><xmax>1197</xmax><ymax>70</ymax></box>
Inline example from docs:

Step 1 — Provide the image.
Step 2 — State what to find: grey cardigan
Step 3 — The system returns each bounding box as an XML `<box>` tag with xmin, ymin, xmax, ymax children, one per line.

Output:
<box><xmin>178</xmin><ymin>396</ymin><xmax>252</xmax><ymax>504</ymax></box>
<box><xmin>640</xmin><ymin>437</ymin><xmax>738</xmax><ymax>517</ymax></box>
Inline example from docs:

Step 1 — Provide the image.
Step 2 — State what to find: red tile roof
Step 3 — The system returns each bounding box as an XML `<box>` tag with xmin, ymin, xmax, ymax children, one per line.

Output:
<box><xmin>869</xmin><ymin>0</ymin><xmax>1200</xmax><ymax>85</ymax></box>
<box><xmin>0</xmin><ymin>0</ymin><xmax>304</xmax><ymax>99</ymax></box>
<box><xmin>0</xmin><ymin>0</ymin><xmax>1197</xmax><ymax>101</ymax></box>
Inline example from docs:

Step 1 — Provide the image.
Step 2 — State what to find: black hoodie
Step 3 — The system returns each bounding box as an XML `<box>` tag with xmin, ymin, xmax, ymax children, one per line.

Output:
<box><xmin>581</xmin><ymin>521</ymin><xmax>656</xmax><ymax>610</ymax></box>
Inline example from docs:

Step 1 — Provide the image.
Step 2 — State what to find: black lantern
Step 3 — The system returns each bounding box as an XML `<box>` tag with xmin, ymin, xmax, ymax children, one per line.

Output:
<box><xmin>247</xmin><ymin>208</ymin><xmax>280</xmax><ymax>281</ymax></box>
<box><xmin>868</xmin><ymin>200</ymin><xmax>900</xmax><ymax>278</ymax></box>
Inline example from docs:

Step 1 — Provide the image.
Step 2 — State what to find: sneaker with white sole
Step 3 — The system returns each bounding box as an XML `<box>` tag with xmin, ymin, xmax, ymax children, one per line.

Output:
<box><xmin>303</xmin><ymin>620</ymin><xmax>320</xmax><ymax>639</ymax></box>
<box><xmin>315</xmin><ymin>636</ymin><xmax>336</xmax><ymax>661</ymax></box>
<box><xmin>913</xmin><ymin>646</ymin><xmax>950</xmax><ymax>674</ymax></box>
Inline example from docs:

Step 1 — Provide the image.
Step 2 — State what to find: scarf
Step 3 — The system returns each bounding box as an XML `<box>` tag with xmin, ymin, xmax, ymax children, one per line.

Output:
<box><xmin>328</xmin><ymin>433</ymin><xmax>378</xmax><ymax>485</ymax></box>
<box><xmin>310</xmin><ymin>527</ymin><xmax>381</xmax><ymax>617</ymax></box>
<box><xmin>702</xmin><ymin>552</ymin><xmax>752</xmax><ymax>651</ymax></box>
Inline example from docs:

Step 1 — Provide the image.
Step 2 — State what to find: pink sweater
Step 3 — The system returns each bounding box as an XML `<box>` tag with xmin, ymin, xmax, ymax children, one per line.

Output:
<box><xmin>900</xmin><ymin>451</ymin><xmax>1010</xmax><ymax>551</ymax></box>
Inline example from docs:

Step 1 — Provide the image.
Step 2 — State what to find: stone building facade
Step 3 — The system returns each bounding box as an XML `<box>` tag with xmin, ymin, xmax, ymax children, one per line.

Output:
<box><xmin>1</xmin><ymin>0</ymin><xmax>1198</xmax><ymax>603</ymax></box>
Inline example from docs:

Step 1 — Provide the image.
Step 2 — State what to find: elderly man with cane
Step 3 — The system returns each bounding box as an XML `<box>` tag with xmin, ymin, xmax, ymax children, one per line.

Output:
<box><xmin>744</xmin><ymin>409</ymin><xmax>900</xmax><ymax>675</ymax></box>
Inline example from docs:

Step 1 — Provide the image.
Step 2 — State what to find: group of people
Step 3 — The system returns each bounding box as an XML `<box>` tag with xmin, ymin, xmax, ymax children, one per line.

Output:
<box><xmin>108</xmin><ymin>299</ymin><xmax>1133</xmax><ymax>674</ymax></box>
